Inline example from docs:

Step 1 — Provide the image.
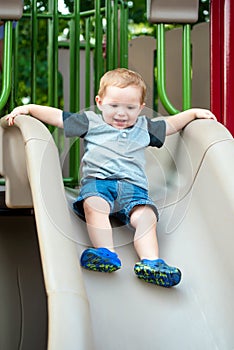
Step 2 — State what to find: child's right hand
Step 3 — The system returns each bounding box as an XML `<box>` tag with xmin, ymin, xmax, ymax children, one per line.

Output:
<box><xmin>6</xmin><ymin>106</ymin><xmax>30</xmax><ymax>126</ymax></box>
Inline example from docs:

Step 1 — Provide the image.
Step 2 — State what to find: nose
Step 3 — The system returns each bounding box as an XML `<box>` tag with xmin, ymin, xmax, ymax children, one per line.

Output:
<box><xmin>117</xmin><ymin>105</ymin><xmax>125</xmax><ymax>115</ymax></box>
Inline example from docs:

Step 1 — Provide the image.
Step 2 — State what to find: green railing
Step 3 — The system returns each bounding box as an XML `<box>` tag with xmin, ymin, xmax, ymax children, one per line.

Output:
<box><xmin>0</xmin><ymin>21</ymin><xmax>13</xmax><ymax>110</ymax></box>
<box><xmin>156</xmin><ymin>24</ymin><xmax>192</xmax><ymax>114</ymax></box>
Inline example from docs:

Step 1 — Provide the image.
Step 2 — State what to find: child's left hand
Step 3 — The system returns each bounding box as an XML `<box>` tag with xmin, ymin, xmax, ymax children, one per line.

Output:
<box><xmin>166</xmin><ymin>108</ymin><xmax>217</xmax><ymax>136</ymax></box>
<box><xmin>193</xmin><ymin>108</ymin><xmax>217</xmax><ymax>121</ymax></box>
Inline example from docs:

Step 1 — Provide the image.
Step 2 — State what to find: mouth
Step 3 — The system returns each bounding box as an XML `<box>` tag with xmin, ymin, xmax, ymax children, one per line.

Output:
<box><xmin>114</xmin><ymin>118</ymin><xmax>127</xmax><ymax>124</ymax></box>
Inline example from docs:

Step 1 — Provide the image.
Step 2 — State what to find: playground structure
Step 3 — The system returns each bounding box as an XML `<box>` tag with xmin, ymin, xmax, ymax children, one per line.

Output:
<box><xmin>0</xmin><ymin>1</ymin><xmax>234</xmax><ymax>349</ymax></box>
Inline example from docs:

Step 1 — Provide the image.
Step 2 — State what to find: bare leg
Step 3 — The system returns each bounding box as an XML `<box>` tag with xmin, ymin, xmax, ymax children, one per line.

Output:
<box><xmin>130</xmin><ymin>205</ymin><xmax>159</xmax><ymax>260</ymax></box>
<box><xmin>81</xmin><ymin>196</ymin><xmax>121</xmax><ymax>272</ymax></box>
<box><xmin>83</xmin><ymin>196</ymin><xmax>115</xmax><ymax>251</ymax></box>
<box><xmin>131</xmin><ymin>205</ymin><xmax>181</xmax><ymax>287</ymax></box>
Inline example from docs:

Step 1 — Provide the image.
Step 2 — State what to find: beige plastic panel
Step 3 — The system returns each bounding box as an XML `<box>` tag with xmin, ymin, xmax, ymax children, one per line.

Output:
<box><xmin>0</xmin><ymin>121</ymin><xmax>33</xmax><ymax>208</ymax></box>
<box><xmin>1</xmin><ymin>114</ymin><xmax>234</xmax><ymax>349</ymax></box>
<box><xmin>66</xmin><ymin>119</ymin><xmax>234</xmax><ymax>350</ymax></box>
<box><xmin>147</xmin><ymin>118</ymin><xmax>232</xmax><ymax>207</ymax></box>
<box><xmin>147</xmin><ymin>0</ymin><xmax>199</xmax><ymax>23</ymax></box>
<box><xmin>0</xmin><ymin>215</ymin><xmax>48</xmax><ymax>349</ymax></box>
<box><xmin>0</xmin><ymin>0</ymin><xmax>23</xmax><ymax>20</ymax></box>
<box><xmin>0</xmin><ymin>115</ymin><xmax>94</xmax><ymax>350</ymax></box>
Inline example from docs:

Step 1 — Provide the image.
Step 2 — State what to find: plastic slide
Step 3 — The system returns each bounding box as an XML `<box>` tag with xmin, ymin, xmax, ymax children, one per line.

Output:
<box><xmin>0</xmin><ymin>114</ymin><xmax>234</xmax><ymax>350</ymax></box>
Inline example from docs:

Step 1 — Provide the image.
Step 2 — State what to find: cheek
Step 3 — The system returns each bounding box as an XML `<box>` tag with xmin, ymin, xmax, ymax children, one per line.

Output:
<box><xmin>102</xmin><ymin>111</ymin><xmax>113</xmax><ymax>123</ymax></box>
<box><xmin>106</xmin><ymin>108</ymin><xmax>117</xmax><ymax>117</ymax></box>
<box><xmin>128</xmin><ymin>114</ymin><xmax>138</xmax><ymax>123</ymax></box>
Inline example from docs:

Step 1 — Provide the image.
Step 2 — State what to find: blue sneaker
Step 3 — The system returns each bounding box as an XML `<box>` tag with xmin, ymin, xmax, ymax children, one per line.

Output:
<box><xmin>80</xmin><ymin>247</ymin><xmax>121</xmax><ymax>273</ymax></box>
<box><xmin>134</xmin><ymin>259</ymin><xmax>181</xmax><ymax>287</ymax></box>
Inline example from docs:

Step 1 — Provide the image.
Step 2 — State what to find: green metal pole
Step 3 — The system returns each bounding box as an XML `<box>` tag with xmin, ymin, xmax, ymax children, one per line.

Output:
<box><xmin>74</xmin><ymin>0</ymin><xmax>80</xmax><ymax>112</ymax></box>
<box><xmin>157</xmin><ymin>24</ymin><xmax>180</xmax><ymax>115</ymax></box>
<box><xmin>9</xmin><ymin>23</ymin><xmax>16</xmax><ymax>110</ymax></box>
<box><xmin>67</xmin><ymin>0</ymin><xmax>80</xmax><ymax>187</ymax></box>
<box><xmin>31</xmin><ymin>0</ymin><xmax>38</xmax><ymax>103</ymax></box>
<box><xmin>85</xmin><ymin>17</ymin><xmax>91</xmax><ymax>108</ymax></box>
<box><xmin>123</xmin><ymin>2</ymin><xmax>129</xmax><ymax>68</ymax></box>
<box><xmin>182</xmin><ymin>24</ymin><xmax>192</xmax><ymax>110</ymax></box>
<box><xmin>106</xmin><ymin>0</ymin><xmax>112</xmax><ymax>70</ymax></box>
<box><xmin>69</xmin><ymin>19</ymin><xmax>75</xmax><ymax>111</ymax></box>
<box><xmin>112</xmin><ymin>0</ymin><xmax>118</xmax><ymax>68</ymax></box>
<box><xmin>0</xmin><ymin>22</ymin><xmax>13</xmax><ymax>110</ymax></box>
<box><xmin>119</xmin><ymin>0</ymin><xmax>128</xmax><ymax>68</ymax></box>
<box><xmin>69</xmin><ymin>0</ymin><xmax>80</xmax><ymax>111</ymax></box>
<box><xmin>48</xmin><ymin>0</ymin><xmax>53</xmax><ymax>104</ymax></box>
<box><xmin>95</xmin><ymin>0</ymin><xmax>103</xmax><ymax>94</ymax></box>
<box><xmin>48</xmin><ymin>0</ymin><xmax>59</xmax><ymax>107</ymax></box>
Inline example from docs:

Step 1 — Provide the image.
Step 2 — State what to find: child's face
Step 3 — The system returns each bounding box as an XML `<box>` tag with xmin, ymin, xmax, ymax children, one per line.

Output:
<box><xmin>95</xmin><ymin>85</ymin><xmax>144</xmax><ymax>129</ymax></box>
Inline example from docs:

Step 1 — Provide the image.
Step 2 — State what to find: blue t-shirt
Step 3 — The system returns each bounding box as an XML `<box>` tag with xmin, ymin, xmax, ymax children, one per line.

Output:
<box><xmin>63</xmin><ymin>111</ymin><xmax>166</xmax><ymax>190</ymax></box>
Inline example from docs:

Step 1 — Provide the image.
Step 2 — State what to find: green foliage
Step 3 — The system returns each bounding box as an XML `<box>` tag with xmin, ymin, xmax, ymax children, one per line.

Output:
<box><xmin>15</xmin><ymin>17</ymin><xmax>50</xmax><ymax>106</ymax></box>
<box><xmin>64</xmin><ymin>0</ymin><xmax>105</xmax><ymax>13</ymax></box>
<box><xmin>198</xmin><ymin>0</ymin><xmax>210</xmax><ymax>22</ymax></box>
<box><xmin>128</xmin><ymin>0</ymin><xmax>146</xmax><ymax>24</ymax></box>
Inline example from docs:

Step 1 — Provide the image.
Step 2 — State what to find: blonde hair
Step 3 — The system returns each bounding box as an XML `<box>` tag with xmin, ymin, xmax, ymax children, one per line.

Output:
<box><xmin>98</xmin><ymin>68</ymin><xmax>146</xmax><ymax>104</ymax></box>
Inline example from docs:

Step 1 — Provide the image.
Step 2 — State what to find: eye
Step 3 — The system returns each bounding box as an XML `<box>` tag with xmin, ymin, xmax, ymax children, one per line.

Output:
<box><xmin>127</xmin><ymin>105</ymin><xmax>136</xmax><ymax>110</ymax></box>
<box><xmin>110</xmin><ymin>104</ymin><xmax>119</xmax><ymax>108</ymax></box>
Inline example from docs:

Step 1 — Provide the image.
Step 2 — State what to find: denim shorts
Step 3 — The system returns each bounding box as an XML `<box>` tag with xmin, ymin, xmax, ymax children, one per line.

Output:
<box><xmin>73</xmin><ymin>178</ymin><xmax>159</xmax><ymax>226</ymax></box>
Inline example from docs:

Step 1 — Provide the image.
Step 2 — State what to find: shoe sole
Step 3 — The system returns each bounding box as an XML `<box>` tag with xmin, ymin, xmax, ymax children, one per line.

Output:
<box><xmin>134</xmin><ymin>264</ymin><xmax>181</xmax><ymax>287</ymax></box>
<box><xmin>81</xmin><ymin>251</ymin><xmax>121</xmax><ymax>273</ymax></box>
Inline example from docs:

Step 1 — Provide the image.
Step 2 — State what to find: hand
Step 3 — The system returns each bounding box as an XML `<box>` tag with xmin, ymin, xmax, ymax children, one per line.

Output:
<box><xmin>166</xmin><ymin>108</ymin><xmax>217</xmax><ymax>136</ymax></box>
<box><xmin>193</xmin><ymin>108</ymin><xmax>217</xmax><ymax>121</ymax></box>
<box><xmin>6</xmin><ymin>105</ymin><xmax>30</xmax><ymax>126</ymax></box>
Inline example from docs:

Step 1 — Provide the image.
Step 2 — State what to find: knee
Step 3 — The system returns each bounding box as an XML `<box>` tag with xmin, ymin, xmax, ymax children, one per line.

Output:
<box><xmin>130</xmin><ymin>205</ymin><xmax>157</xmax><ymax>228</ymax></box>
<box><xmin>83</xmin><ymin>196</ymin><xmax>110</xmax><ymax>217</ymax></box>
<box><xmin>83</xmin><ymin>199</ymin><xmax>93</xmax><ymax>217</ymax></box>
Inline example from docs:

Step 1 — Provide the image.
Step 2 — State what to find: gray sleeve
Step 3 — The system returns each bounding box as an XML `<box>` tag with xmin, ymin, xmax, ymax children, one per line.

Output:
<box><xmin>146</xmin><ymin>117</ymin><xmax>166</xmax><ymax>148</ymax></box>
<box><xmin>62</xmin><ymin>112</ymin><xmax>89</xmax><ymax>138</ymax></box>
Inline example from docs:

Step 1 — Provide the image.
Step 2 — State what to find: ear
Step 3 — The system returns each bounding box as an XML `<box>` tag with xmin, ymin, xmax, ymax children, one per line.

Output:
<box><xmin>139</xmin><ymin>102</ymin><xmax>145</xmax><ymax>113</ymax></box>
<box><xmin>95</xmin><ymin>95</ymin><xmax>103</xmax><ymax>110</ymax></box>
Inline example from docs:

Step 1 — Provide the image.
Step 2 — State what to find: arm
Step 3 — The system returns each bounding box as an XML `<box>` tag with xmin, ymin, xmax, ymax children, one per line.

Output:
<box><xmin>6</xmin><ymin>104</ymin><xmax>64</xmax><ymax>128</ymax></box>
<box><xmin>166</xmin><ymin>108</ymin><xmax>217</xmax><ymax>136</ymax></box>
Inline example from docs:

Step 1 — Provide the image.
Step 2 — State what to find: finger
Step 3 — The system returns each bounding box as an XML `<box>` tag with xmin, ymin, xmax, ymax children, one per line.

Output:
<box><xmin>207</xmin><ymin>112</ymin><xmax>217</xmax><ymax>120</ymax></box>
<box><xmin>8</xmin><ymin>116</ymin><xmax>14</xmax><ymax>126</ymax></box>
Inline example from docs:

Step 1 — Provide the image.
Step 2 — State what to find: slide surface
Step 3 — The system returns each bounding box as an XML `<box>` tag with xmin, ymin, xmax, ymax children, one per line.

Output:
<box><xmin>1</xmin><ymin>115</ymin><xmax>234</xmax><ymax>349</ymax></box>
